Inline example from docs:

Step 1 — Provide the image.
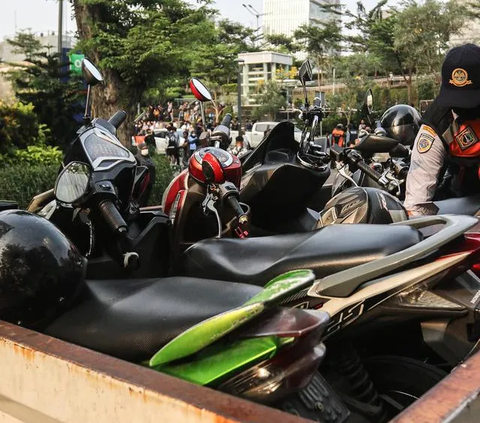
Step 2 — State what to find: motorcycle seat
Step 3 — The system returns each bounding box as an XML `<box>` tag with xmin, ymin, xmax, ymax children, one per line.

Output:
<box><xmin>178</xmin><ymin>224</ymin><xmax>422</xmax><ymax>291</ymax></box>
<box><xmin>434</xmin><ymin>194</ymin><xmax>480</xmax><ymax>216</ymax></box>
<box><xmin>44</xmin><ymin>277</ymin><xmax>261</xmax><ymax>362</ymax></box>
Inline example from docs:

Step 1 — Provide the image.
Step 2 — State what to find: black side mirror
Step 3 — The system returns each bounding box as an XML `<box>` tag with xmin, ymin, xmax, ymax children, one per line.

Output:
<box><xmin>298</xmin><ymin>60</ymin><xmax>313</xmax><ymax>109</ymax></box>
<box><xmin>82</xmin><ymin>59</ymin><xmax>103</xmax><ymax>86</ymax></box>
<box><xmin>299</xmin><ymin>59</ymin><xmax>313</xmax><ymax>84</ymax></box>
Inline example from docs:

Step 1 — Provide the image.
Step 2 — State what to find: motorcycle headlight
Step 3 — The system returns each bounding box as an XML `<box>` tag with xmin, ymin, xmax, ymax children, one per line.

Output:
<box><xmin>55</xmin><ymin>162</ymin><xmax>91</xmax><ymax>205</ymax></box>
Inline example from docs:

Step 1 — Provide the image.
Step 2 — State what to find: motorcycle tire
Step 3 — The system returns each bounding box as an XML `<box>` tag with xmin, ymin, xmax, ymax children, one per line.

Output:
<box><xmin>362</xmin><ymin>355</ymin><xmax>447</xmax><ymax>410</ymax></box>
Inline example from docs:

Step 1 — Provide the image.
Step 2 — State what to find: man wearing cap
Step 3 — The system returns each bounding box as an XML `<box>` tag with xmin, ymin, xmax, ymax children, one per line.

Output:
<box><xmin>405</xmin><ymin>44</ymin><xmax>480</xmax><ymax>216</ymax></box>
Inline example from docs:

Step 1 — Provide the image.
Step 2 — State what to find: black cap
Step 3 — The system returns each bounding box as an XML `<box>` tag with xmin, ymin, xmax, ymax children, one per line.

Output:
<box><xmin>437</xmin><ymin>44</ymin><xmax>480</xmax><ymax>108</ymax></box>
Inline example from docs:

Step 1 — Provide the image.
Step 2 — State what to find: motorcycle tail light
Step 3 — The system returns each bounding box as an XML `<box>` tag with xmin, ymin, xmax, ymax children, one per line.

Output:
<box><xmin>219</xmin><ymin>334</ymin><xmax>326</xmax><ymax>404</ymax></box>
<box><xmin>388</xmin><ymin>285</ymin><xmax>465</xmax><ymax>310</ymax></box>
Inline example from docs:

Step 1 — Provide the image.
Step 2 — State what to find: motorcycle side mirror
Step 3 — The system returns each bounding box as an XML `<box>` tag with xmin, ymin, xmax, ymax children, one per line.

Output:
<box><xmin>202</xmin><ymin>152</ymin><xmax>226</xmax><ymax>184</ymax></box>
<box><xmin>81</xmin><ymin>59</ymin><xmax>103</xmax><ymax>125</ymax></box>
<box><xmin>189</xmin><ymin>78</ymin><xmax>213</xmax><ymax>102</ymax></box>
<box><xmin>364</xmin><ymin>88</ymin><xmax>374</xmax><ymax>116</ymax></box>
<box><xmin>299</xmin><ymin>60</ymin><xmax>313</xmax><ymax>108</ymax></box>
<box><xmin>82</xmin><ymin>59</ymin><xmax>103</xmax><ymax>86</ymax></box>
<box><xmin>298</xmin><ymin>59</ymin><xmax>313</xmax><ymax>84</ymax></box>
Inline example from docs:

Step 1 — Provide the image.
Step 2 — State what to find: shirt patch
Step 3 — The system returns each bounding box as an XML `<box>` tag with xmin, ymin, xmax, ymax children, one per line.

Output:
<box><xmin>456</xmin><ymin>126</ymin><xmax>479</xmax><ymax>151</ymax></box>
<box><xmin>417</xmin><ymin>133</ymin><xmax>434</xmax><ymax>154</ymax></box>
<box><xmin>423</xmin><ymin>125</ymin><xmax>437</xmax><ymax>136</ymax></box>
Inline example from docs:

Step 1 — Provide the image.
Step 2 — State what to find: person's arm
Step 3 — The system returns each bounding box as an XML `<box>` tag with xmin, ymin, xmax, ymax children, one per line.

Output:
<box><xmin>404</xmin><ymin>124</ymin><xmax>447</xmax><ymax>216</ymax></box>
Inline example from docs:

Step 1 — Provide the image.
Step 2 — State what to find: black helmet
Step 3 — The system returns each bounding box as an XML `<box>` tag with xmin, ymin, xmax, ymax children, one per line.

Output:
<box><xmin>317</xmin><ymin>187</ymin><xmax>407</xmax><ymax>227</ymax></box>
<box><xmin>0</xmin><ymin>210</ymin><xmax>86</xmax><ymax>328</ymax></box>
<box><xmin>380</xmin><ymin>105</ymin><xmax>421</xmax><ymax>146</ymax></box>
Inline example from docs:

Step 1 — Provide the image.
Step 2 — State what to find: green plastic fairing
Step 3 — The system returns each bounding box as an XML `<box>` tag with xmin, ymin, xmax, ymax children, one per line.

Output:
<box><xmin>247</xmin><ymin>269</ymin><xmax>315</xmax><ymax>306</ymax></box>
<box><xmin>157</xmin><ymin>336</ymin><xmax>294</xmax><ymax>386</ymax></box>
<box><xmin>149</xmin><ymin>269</ymin><xmax>315</xmax><ymax>368</ymax></box>
<box><xmin>150</xmin><ymin>302</ymin><xmax>265</xmax><ymax>367</ymax></box>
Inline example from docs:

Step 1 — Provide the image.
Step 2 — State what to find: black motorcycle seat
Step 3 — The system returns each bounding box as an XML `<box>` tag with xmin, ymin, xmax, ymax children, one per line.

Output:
<box><xmin>434</xmin><ymin>194</ymin><xmax>480</xmax><ymax>216</ymax></box>
<box><xmin>178</xmin><ymin>224</ymin><xmax>422</xmax><ymax>289</ymax></box>
<box><xmin>45</xmin><ymin>277</ymin><xmax>261</xmax><ymax>362</ymax></box>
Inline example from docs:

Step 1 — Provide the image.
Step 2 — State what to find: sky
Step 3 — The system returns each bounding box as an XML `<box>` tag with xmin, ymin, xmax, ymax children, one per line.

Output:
<box><xmin>0</xmin><ymin>0</ymin><xmax>380</xmax><ymax>41</ymax></box>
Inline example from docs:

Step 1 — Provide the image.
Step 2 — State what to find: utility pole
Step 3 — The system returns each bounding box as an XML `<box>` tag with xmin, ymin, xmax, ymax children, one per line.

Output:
<box><xmin>242</xmin><ymin>4</ymin><xmax>266</xmax><ymax>47</ymax></box>
<box><xmin>235</xmin><ymin>58</ymin><xmax>245</xmax><ymax>136</ymax></box>
<box><xmin>58</xmin><ymin>0</ymin><xmax>63</xmax><ymax>55</ymax></box>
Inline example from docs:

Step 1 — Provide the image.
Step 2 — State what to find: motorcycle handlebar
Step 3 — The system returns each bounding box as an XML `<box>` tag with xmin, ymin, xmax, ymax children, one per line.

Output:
<box><xmin>99</xmin><ymin>201</ymin><xmax>128</xmax><ymax>235</ymax></box>
<box><xmin>108</xmin><ymin>111</ymin><xmax>127</xmax><ymax>129</ymax></box>
<box><xmin>356</xmin><ymin>160</ymin><xmax>382</xmax><ymax>182</ymax></box>
<box><xmin>226</xmin><ymin>195</ymin><xmax>248</xmax><ymax>225</ymax></box>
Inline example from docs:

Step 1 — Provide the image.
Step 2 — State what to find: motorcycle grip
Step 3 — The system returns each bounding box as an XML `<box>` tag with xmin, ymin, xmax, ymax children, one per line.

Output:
<box><xmin>99</xmin><ymin>201</ymin><xmax>128</xmax><ymax>235</ymax></box>
<box><xmin>108</xmin><ymin>111</ymin><xmax>127</xmax><ymax>129</ymax></box>
<box><xmin>356</xmin><ymin>160</ymin><xmax>382</xmax><ymax>183</ymax></box>
<box><xmin>226</xmin><ymin>195</ymin><xmax>248</xmax><ymax>225</ymax></box>
<box><xmin>220</xmin><ymin>113</ymin><xmax>232</xmax><ymax>128</ymax></box>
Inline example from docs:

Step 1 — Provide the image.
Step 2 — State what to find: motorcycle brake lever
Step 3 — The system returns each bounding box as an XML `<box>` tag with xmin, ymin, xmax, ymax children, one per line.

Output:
<box><xmin>337</xmin><ymin>163</ymin><xmax>358</xmax><ymax>187</ymax></box>
<box><xmin>201</xmin><ymin>192</ymin><xmax>222</xmax><ymax>238</ymax></box>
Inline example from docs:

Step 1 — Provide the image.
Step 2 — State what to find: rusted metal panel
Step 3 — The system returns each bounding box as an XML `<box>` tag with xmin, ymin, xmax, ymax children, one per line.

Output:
<box><xmin>392</xmin><ymin>351</ymin><xmax>480</xmax><ymax>423</ymax></box>
<box><xmin>0</xmin><ymin>320</ymin><xmax>309</xmax><ymax>423</ymax></box>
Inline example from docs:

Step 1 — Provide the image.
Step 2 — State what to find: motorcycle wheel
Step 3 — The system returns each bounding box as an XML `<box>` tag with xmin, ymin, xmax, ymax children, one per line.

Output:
<box><xmin>362</xmin><ymin>355</ymin><xmax>447</xmax><ymax>411</ymax></box>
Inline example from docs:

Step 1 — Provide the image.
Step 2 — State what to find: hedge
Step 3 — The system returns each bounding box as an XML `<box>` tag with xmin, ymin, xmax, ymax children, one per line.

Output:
<box><xmin>0</xmin><ymin>154</ymin><xmax>175</xmax><ymax>209</ymax></box>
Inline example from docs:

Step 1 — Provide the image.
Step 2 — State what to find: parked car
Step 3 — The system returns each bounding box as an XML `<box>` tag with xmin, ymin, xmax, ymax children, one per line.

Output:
<box><xmin>231</xmin><ymin>122</ymin><xmax>303</xmax><ymax>149</ymax></box>
<box><xmin>153</xmin><ymin>129</ymin><xmax>185</xmax><ymax>154</ymax></box>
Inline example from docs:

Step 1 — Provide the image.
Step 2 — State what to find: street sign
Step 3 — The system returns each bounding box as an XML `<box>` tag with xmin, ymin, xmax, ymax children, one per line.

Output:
<box><xmin>70</xmin><ymin>53</ymin><xmax>85</xmax><ymax>75</ymax></box>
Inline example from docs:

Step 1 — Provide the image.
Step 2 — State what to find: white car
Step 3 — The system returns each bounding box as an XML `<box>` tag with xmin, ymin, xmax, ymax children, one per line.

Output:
<box><xmin>231</xmin><ymin>122</ymin><xmax>303</xmax><ymax>149</ymax></box>
<box><xmin>153</xmin><ymin>129</ymin><xmax>185</xmax><ymax>154</ymax></box>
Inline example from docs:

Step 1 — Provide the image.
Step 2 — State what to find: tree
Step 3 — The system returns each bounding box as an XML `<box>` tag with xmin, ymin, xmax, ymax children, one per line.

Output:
<box><xmin>330</xmin><ymin>76</ymin><xmax>368</xmax><ymax>126</ymax></box>
<box><xmin>393</xmin><ymin>0</ymin><xmax>471</xmax><ymax>103</ymax></box>
<box><xmin>8</xmin><ymin>53</ymin><xmax>84</xmax><ymax>148</ymax></box>
<box><xmin>265</xmin><ymin>34</ymin><xmax>299</xmax><ymax>54</ymax></box>
<box><xmin>6</xmin><ymin>31</ymin><xmax>43</xmax><ymax>60</ymax></box>
<box><xmin>189</xmin><ymin>19</ymin><xmax>258</xmax><ymax>122</ymax></box>
<box><xmin>251</xmin><ymin>80</ymin><xmax>286</xmax><ymax>121</ymax></box>
<box><xmin>7</xmin><ymin>32</ymin><xmax>84</xmax><ymax>148</ymax></box>
<box><xmin>294</xmin><ymin>21</ymin><xmax>342</xmax><ymax>89</ymax></box>
<box><xmin>72</xmin><ymin>0</ymin><xmax>218</xmax><ymax>145</ymax></box>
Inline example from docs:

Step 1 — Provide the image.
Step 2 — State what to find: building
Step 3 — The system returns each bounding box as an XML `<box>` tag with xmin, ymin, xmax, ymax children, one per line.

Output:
<box><xmin>237</xmin><ymin>51</ymin><xmax>293</xmax><ymax>107</ymax></box>
<box><xmin>450</xmin><ymin>0</ymin><xmax>480</xmax><ymax>46</ymax></box>
<box><xmin>0</xmin><ymin>32</ymin><xmax>75</xmax><ymax>63</ymax></box>
<box><xmin>263</xmin><ymin>0</ymin><xmax>340</xmax><ymax>38</ymax></box>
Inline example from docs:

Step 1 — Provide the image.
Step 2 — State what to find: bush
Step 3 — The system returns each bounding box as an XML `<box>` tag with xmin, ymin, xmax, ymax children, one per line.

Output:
<box><xmin>0</xmin><ymin>152</ymin><xmax>175</xmax><ymax>209</ymax></box>
<box><xmin>2</xmin><ymin>145</ymin><xmax>63</xmax><ymax>166</ymax></box>
<box><xmin>0</xmin><ymin>101</ymin><xmax>48</xmax><ymax>155</ymax></box>
<box><xmin>149</xmin><ymin>154</ymin><xmax>175</xmax><ymax>205</ymax></box>
<box><xmin>0</xmin><ymin>163</ymin><xmax>58</xmax><ymax>208</ymax></box>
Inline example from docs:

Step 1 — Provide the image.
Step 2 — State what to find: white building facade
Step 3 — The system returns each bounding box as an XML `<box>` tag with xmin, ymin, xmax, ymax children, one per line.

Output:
<box><xmin>238</xmin><ymin>51</ymin><xmax>293</xmax><ymax>105</ymax></box>
<box><xmin>263</xmin><ymin>0</ymin><xmax>340</xmax><ymax>38</ymax></box>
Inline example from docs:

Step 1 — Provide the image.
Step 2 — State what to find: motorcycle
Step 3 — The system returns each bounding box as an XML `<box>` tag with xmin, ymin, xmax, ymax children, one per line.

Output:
<box><xmin>42</xmin><ymin>267</ymin><xmax>355</xmax><ymax>422</ymax></box>
<box><xmin>13</xmin><ymin>59</ymin><xmax>480</xmax><ymax>420</ymax></box>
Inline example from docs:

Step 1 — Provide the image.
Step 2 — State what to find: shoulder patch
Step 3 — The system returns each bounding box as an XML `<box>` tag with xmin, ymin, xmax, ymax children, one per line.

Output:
<box><xmin>417</xmin><ymin>133</ymin><xmax>435</xmax><ymax>154</ymax></box>
<box><xmin>423</xmin><ymin>125</ymin><xmax>436</xmax><ymax>136</ymax></box>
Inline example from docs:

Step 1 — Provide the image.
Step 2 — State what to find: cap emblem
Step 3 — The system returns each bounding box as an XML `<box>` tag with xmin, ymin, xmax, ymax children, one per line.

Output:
<box><xmin>450</xmin><ymin>68</ymin><xmax>473</xmax><ymax>87</ymax></box>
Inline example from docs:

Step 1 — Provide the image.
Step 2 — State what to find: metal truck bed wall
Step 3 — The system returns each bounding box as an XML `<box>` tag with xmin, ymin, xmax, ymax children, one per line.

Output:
<box><xmin>1</xmin><ymin>318</ymin><xmax>480</xmax><ymax>423</ymax></box>
<box><xmin>0</xmin><ymin>321</ymin><xmax>308</xmax><ymax>423</ymax></box>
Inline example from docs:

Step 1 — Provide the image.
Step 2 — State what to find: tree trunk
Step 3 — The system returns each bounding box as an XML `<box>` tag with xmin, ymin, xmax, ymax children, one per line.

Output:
<box><xmin>73</xmin><ymin>0</ymin><xmax>136</xmax><ymax>147</ymax></box>
<box><xmin>406</xmin><ymin>70</ymin><xmax>413</xmax><ymax>105</ymax></box>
